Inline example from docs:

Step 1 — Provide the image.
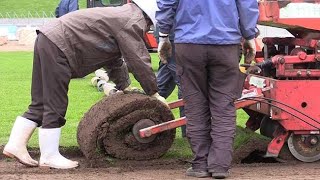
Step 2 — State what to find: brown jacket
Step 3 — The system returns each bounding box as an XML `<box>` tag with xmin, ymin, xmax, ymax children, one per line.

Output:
<box><xmin>39</xmin><ymin>3</ymin><xmax>158</xmax><ymax>95</ymax></box>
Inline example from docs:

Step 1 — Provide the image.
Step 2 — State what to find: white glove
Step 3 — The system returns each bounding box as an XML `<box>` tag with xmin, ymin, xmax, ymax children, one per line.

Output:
<box><xmin>243</xmin><ymin>39</ymin><xmax>256</xmax><ymax>64</ymax></box>
<box><xmin>91</xmin><ymin>76</ymin><xmax>101</xmax><ymax>87</ymax></box>
<box><xmin>157</xmin><ymin>32</ymin><xmax>172</xmax><ymax>64</ymax></box>
<box><xmin>95</xmin><ymin>69</ymin><xmax>109</xmax><ymax>81</ymax></box>
<box><xmin>151</xmin><ymin>92</ymin><xmax>169</xmax><ymax>107</ymax></box>
<box><xmin>97</xmin><ymin>81</ymin><xmax>117</xmax><ymax>96</ymax></box>
<box><xmin>103</xmin><ymin>83</ymin><xmax>118</xmax><ymax>96</ymax></box>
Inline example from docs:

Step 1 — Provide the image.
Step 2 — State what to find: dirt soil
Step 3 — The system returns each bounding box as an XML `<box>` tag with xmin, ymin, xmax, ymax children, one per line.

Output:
<box><xmin>1</xmin><ymin>144</ymin><xmax>320</xmax><ymax>180</ymax></box>
<box><xmin>2</xmin><ymin>44</ymin><xmax>320</xmax><ymax>179</ymax></box>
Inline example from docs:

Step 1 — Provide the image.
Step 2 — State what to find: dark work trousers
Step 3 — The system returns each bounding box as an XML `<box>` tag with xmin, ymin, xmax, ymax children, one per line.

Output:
<box><xmin>156</xmin><ymin>42</ymin><xmax>186</xmax><ymax>137</ymax></box>
<box><xmin>23</xmin><ymin>33</ymin><xmax>72</xmax><ymax>128</ymax></box>
<box><xmin>175</xmin><ymin>43</ymin><xmax>241</xmax><ymax>173</ymax></box>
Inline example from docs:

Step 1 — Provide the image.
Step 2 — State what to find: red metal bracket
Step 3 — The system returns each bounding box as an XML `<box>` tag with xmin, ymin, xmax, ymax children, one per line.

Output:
<box><xmin>139</xmin><ymin>117</ymin><xmax>186</xmax><ymax>138</ymax></box>
<box><xmin>265</xmin><ymin>129</ymin><xmax>289</xmax><ymax>157</ymax></box>
<box><xmin>168</xmin><ymin>99</ymin><xmax>184</xmax><ymax>109</ymax></box>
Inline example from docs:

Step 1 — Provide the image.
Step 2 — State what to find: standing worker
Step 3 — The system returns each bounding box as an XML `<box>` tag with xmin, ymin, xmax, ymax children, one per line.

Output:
<box><xmin>3</xmin><ymin>0</ymin><xmax>165</xmax><ymax>169</ymax></box>
<box><xmin>154</xmin><ymin>25</ymin><xmax>186</xmax><ymax>137</ymax></box>
<box><xmin>156</xmin><ymin>0</ymin><xmax>259</xmax><ymax>179</ymax></box>
<box><xmin>55</xmin><ymin>0</ymin><xmax>79</xmax><ymax>18</ymax></box>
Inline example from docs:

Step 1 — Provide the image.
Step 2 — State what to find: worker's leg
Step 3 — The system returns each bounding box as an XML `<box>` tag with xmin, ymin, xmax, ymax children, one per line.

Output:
<box><xmin>177</xmin><ymin>84</ymin><xmax>186</xmax><ymax>137</ymax></box>
<box><xmin>158</xmin><ymin>43</ymin><xmax>186</xmax><ymax>137</ymax></box>
<box><xmin>35</xmin><ymin>34</ymin><xmax>78</xmax><ymax>169</ymax></box>
<box><xmin>2</xmin><ymin>36</ymin><xmax>43</xmax><ymax>167</ymax></box>
<box><xmin>170</xmin><ymin>63</ymin><xmax>186</xmax><ymax>137</ymax></box>
<box><xmin>157</xmin><ymin>62</ymin><xmax>176</xmax><ymax>99</ymax></box>
<box><xmin>22</xmin><ymin>36</ymin><xmax>44</xmax><ymax>126</ymax></box>
<box><xmin>206</xmin><ymin>44</ymin><xmax>240</xmax><ymax>174</ymax></box>
<box><xmin>37</xmin><ymin>34</ymin><xmax>71</xmax><ymax>128</ymax></box>
<box><xmin>169</xmin><ymin>63</ymin><xmax>186</xmax><ymax>137</ymax></box>
<box><xmin>176</xmin><ymin>44</ymin><xmax>211</xmax><ymax>173</ymax></box>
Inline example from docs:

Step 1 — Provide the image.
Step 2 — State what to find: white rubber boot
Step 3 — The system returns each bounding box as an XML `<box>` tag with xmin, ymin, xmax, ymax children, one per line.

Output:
<box><xmin>3</xmin><ymin>116</ymin><xmax>38</xmax><ymax>167</ymax></box>
<box><xmin>39</xmin><ymin>128</ymin><xmax>79</xmax><ymax>169</ymax></box>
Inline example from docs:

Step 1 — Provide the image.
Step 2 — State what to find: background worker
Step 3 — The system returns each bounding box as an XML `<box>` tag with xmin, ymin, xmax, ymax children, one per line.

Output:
<box><xmin>3</xmin><ymin>0</ymin><xmax>165</xmax><ymax>169</ymax></box>
<box><xmin>154</xmin><ymin>25</ymin><xmax>186</xmax><ymax>137</ymax></box>
<box><xmin>156</xmin><ymin>0</ymin><xmax>259</xmax><ymax>179</ymax></box>
<box><xmin>55</xmin><ymin>0</ymin><xmax>79</xmax><ymax>18</ymax></box>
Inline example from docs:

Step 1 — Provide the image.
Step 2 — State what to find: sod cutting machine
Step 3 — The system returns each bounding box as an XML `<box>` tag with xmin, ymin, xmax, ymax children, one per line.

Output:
<box><xmin>77</xmin><ymin>0</ymin><xmax>320</xmax><ymax>162</ymax></box>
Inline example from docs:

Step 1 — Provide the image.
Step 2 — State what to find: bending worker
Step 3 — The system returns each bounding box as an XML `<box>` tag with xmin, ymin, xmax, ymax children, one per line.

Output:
<box><xmin>156</xmin><ymin>0</ymin><xmax>258</xmax><ymax>179</ymax></box>
<box><xmin>3</xmin><ymin>0</ymin><xmax>164</xmax><ymax>169</ymax></box>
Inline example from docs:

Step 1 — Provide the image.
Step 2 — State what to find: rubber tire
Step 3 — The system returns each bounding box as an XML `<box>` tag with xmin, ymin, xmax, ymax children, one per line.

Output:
<box><xmin>77</xmin><ymin>93</ymin><xmax>176</xmax><ymax>160</ymax></box>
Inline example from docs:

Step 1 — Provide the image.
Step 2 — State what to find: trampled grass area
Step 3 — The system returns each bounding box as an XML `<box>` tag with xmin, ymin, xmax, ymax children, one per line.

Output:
<box><xmin>0</xmin><ymin>0</ymin><xmax>87</xmax><ymax>16</ymax></box>
<box><xmin>0</xmin><ymin>51</ymin><xmax>250</xmax><ymax>159</ymax></box>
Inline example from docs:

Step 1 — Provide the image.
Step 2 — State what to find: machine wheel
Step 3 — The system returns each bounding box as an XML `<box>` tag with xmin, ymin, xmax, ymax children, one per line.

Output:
<box><xmin>287</xmin><ymin>133</ymin><xmax>320</xmax><ymax>162</ymax></box>
<box><xmin>77</xmin><ymin>93</ymin><xmax>176</xmax><ymax>160</ymax></box>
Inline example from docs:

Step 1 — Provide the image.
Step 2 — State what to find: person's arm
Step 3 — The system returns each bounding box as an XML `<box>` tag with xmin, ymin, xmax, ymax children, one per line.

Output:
<box><xmin>236</xmin><ymin>0</ymin><xmax>259</xmax><ymax>64</ymax></box>
<box><xmin>156</xmin><ymin>0</ymin><xmax>179</xmax><ymax>34</ymax></box>
<box><xmin>103</xmin><ymin>58</ymin><xmax>131</xmax><ymax>91</ymax></box>
<box><xmin>236</xmin><ymin>0</ymin><xmax>259</xmax><ymax>40</ymax></box>
<box><xmin>69</xmin><ymin>0</ymin><xmax>79</xmax><ymax>12</ymax></box>
<box><xmin>156</xmin><ymin>0</ymin><xmax>178</xmax><ymax>64</ymax></box>
<box><xmin>115</xmin><ymin>21</ymin><xmax>158</xmax><ymax>96</ymax></box>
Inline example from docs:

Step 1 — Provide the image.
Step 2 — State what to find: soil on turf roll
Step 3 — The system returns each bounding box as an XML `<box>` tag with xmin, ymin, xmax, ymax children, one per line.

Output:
<box><xmin>77</xmin><ymin>93</ymin><xmax>176</xmax><ymax>160</ymax></box>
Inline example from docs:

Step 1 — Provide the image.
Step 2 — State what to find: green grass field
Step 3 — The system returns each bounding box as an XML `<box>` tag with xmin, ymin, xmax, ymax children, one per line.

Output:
<box><xmin>0</xmin><ymin>51</ymin><xmax>250</xmax><ymax>158</ymax></box>
<box><xmin>0</xmin><ymin>0</ymin><xmax>87</xmax><ymax>16</ymax></box>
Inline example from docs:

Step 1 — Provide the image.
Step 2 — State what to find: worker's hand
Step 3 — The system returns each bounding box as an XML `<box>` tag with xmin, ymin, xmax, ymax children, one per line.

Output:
<box><xmin>91</xmin><ymin>76</ymin><xmax>101</xmax><ymax>87</ymax></box>
<box><xmin>101</xmin><ymin>82</ymin><xmax>118</xmax><ymax>96</ymax></box>
<box><xmin>157</xmin><ymin>32</ymin><xmax>172</xmax><ymax>64</ymax></box>
<box><xmin>95</xmin><ymin>69</ymin><xmax>109</xmax><ymax>81</ymax></box>
<box><xmin>151</xmin><ymin>92</ymin><xmax>169</xmax><ymax>108</ymax></box>
<box><xmin>123</xmin><ymin>86</ymin><xmax>145</xmax><ymax>94</ymax></box>
<box><xmin>246</xmin><ymin>65</ymin><xmax>262</xmax><ymax>75</ymax></box>
<box><xmin>243</xmin><ymin>39</ymin><xmax>256</xmax><ymax>64</ymax></box>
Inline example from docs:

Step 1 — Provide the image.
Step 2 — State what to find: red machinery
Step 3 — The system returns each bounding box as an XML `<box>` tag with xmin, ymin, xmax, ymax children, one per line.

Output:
<box><xmin>139</xmin><ymin>0</ymin><xmax>320</xmax><ymax>162</ymax></box>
